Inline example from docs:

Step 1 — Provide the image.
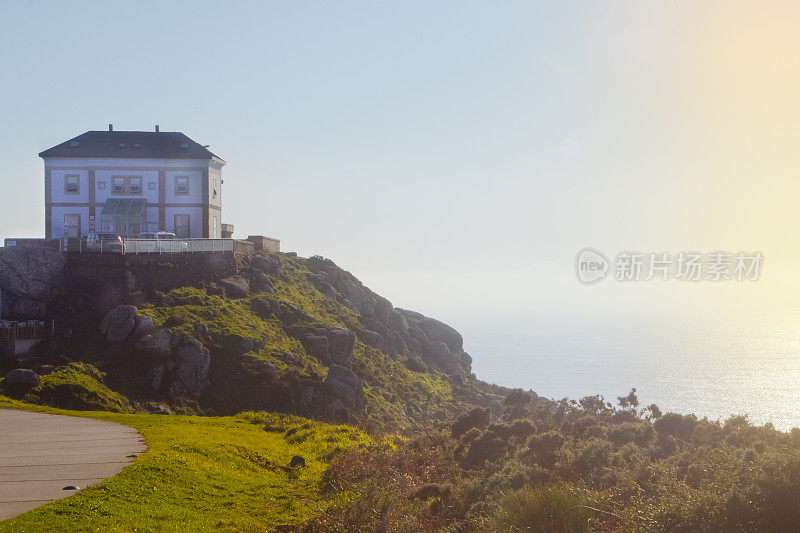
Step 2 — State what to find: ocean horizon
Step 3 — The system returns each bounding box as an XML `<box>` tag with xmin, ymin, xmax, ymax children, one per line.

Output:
<box><xmin>463</xmin><ymin>312</ymin><xmax>800</xmax><ymax>432</ymax></box>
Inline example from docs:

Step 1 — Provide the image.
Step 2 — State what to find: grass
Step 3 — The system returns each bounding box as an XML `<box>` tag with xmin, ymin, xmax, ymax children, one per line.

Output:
<box><xmin>490</xmin><ymin>484</ymin><xmax>606</xmax><ymax>532</ymax></box>
<box><xmin>0</xmin><ymin>363</ymin><xmax>134</xmax><ymax>413</ymax></box>
<box><xmin>0</xmin><ymin>396</ymin><xmax>371</xmax><ymax>532</ymax></box>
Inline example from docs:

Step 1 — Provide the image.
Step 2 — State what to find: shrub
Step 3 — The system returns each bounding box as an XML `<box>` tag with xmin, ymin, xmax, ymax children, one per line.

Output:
<box><xmin>527</xmin><ymin>430</ymin><xmax>565</xmax><ymax>467</ymax></box>
<box><xmin>570</xmin><ymin>437</ymin><xmax>613</xmax><ymax>476</ymax></box>
<box><xmin>490</xmin><ymin>483</ymin><xmax>603</xmax><ymax>532</ymax></box>
<box><xmin>462</xmin><ymin>434</ymin><xmax>509</xmax><ymax>469</ymax></box>
<box><xmin>608</xmin><ymin>421</ymin><xmax>653</xmax><ymax>446</ymax></box>
<box><xmin>654</xmin><ymin>412</ymin><xmax>697</xmax><ymax>440</ymax></box>
<box><xmin>451</xmin><ymin>407</ymin><xmax>491</xmax><ymax>437</ymax></box>
<box><xmin>504</xmin><ymin>388</ymin><xmax>531</xmax><ymax>420</ymax></box>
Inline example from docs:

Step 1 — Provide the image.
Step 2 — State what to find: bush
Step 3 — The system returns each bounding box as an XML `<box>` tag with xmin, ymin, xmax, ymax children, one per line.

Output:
<box><xmin>462</xmin><ymin>433</ymin><xmax>509</xmax><ymax>469</ymax></box>
<box><xmin>570</xmin><ymin>437</ymin><xmax>613</xmax><ymax>476</ymax></box>
<box><xmin>608</xmin><ymin>421</ymin><xmax>653</xmax><ymax>446</ymax></box>
<box><xmin>451</xmin><ymin>407</ymin><xmax>491</xmax><ymax>437</ymax></box>
<box><xmin>527</xmin><ymin>430</ymin><xmax>565</xmax><ymax>467</ymax></box>
<box><xmin>490</xmin><ymin>483</ymin><xmax>603</xmax><ymax>532</ymax></box>
<box><xmin>654</xmin><ymin>412</ymin><xmax>697</xmax><ymax>440</ymax></box>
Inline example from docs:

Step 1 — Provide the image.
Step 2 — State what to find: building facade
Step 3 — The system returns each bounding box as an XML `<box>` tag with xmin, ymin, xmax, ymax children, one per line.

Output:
<box><xmin>40</xmin><ymin>125</ymin><xmax>225</xmax><ymax>239</ymax></box>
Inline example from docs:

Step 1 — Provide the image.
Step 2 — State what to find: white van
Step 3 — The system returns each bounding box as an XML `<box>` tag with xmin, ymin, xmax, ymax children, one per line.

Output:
<box><xmin>126</xmin><ymin>232</ymin><xmax>189</xmax><ymax>253</ymax></box>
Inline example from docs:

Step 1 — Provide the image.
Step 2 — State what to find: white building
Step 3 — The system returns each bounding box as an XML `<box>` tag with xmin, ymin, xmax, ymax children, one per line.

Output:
<box><xmin>39</xmin><ymin>125</ymin><xmax>225</xmax><ymax>239</ymax></box>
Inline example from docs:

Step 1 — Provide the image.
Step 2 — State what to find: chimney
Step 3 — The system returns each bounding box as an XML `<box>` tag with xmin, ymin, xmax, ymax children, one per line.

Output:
<box><xmin>155</xmin><ymin>125</ymin><xmax>160</xmax><ymax>133</ymax></box>
<box><xmin>108</xmin><ymin>123</ymin><xmax>113</xmax><ymax>132</ymax></box>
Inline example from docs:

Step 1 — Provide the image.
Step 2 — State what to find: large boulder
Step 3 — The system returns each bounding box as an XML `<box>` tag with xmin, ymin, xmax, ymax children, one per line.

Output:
<box><xmin>168</xmin><ymin>338</ymin><xmax>211</xmax><ymax>399</ymax></box>
<box><xmin>141</xmin><ymin>328</ymin><xmax>211</xmax><ymax>400</ymax></box>
<box><xmin>132</xmin><ymin>314</ymin><xmax>155</xmax><ymax>339</ymax></box>
<box><xmin>252</xmin><ymin>255</ymin><xmax>280</xmax><ymax>276</ymax></box>
<box><xmin>396</xmin><ymin>309</ymin><xmax>472</xmax><ymax>374</ymax></box>
<box><xmin>304</xmin><ymin>332</ymin><xmax>329</xmax><ymax>361</ymax></box>
<box><xmin>220</xmin><ymin>275</ymin><xmax>250</xmax><ymax>298</ymax></box>
<box><xmin>302</xmin><ymin>328</ymin><xmax>355</xmax><ymax>368</ymax></box>
<box><xmin>357</xmin><ymin>329</ymin><xmax>385</xmax><ymax>350</ymax></box>
<box><xmin>413</xmin><ymin>314</ymin><xmax>464</xmax><ymax>355</ymax></box>
<box><xmin>141</xmin><ymin>328</ymin><xmax>174</xmax><ymax>356</ymax></box>
<box><xmin>327</xmin><ymin>329</ymin><xmax>355</xmax><ymax>367</ymax></box>
<box><xmin>99</xmin><ymin>305</ymin><xmax>138</xmax><ymax>343</ymax></box>
<box><xmin>4</xmin><ymin>368</ymin><xmax>40</xmax><ymax>386</ymax></box>
<box><xmin>423</xmin><ymin>340</ymin><xmax>461</xmax><ymax>374</ymax></box>
<box><xmin>323</xmin><ymin>365</ymin><xmax>365</xmax><ymax>420</ymax></box>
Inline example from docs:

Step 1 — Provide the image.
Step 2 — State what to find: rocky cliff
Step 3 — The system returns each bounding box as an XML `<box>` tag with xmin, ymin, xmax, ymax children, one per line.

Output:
<box><xmin>0</xmin><ymin>249</ymin><xmax>500</xmax><ymax>428</ymax></box>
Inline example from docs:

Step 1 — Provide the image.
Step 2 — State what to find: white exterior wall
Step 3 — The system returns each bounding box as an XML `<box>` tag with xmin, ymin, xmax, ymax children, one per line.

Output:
<box><xmin>164</xmin><ymin>170</ymin><xmax>203</xmax><ymax>204</ymax></box>
<box><xmin>51</xmin><ymin>206</ymin><xmax>91</xmax><ymax>237</ymax></box>
<box><xmin>44</xmin><ymin>157</ymin><xmax>222</xmax><ymax>239</ymax></box>
<box><xmin>164</xmin><ymin>206</ymin><xmax>203</xmax><ymax>236</ymax></box>
<box><xmin>50</xmin><ymin>169</ymin><xmax>89</xmax><ymax>203</ymax></box>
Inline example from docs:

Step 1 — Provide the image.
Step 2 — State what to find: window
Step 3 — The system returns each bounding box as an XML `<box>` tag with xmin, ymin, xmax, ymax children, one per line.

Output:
<box><xmin>175</xmin><ymin>176</ymin><xmax>189</xmax><ymax>195</ymax></box>
<box><xmin>64</xmin><ymin>174</ymin><xmax>80</xmax><ymax>195</ymax></box>
<box><xmin>98</xmin><ymin>181</ymin><xmax>106</xmax><ymax>190</ymax></box>
<box><xmin>148</xmin><ymin>181</ymin><xmax>156</xmax><ymax>190</ymax></box>
<box><xmin>111</xmin><ymin>176</ymin><xmax>143</xmax><ymax>195</ymax></box>
<box><xmin>174</xmin><ymin>214</ymin><xmax>190</xmax><ymax>238</ymax></box>
<box><xmin>212</xmin><ymin>179</ymin><xmax>219</xmax><ymax>199</ymax></box>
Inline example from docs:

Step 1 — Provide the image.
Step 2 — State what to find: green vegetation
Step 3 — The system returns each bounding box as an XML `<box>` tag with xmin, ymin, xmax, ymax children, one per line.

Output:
<box><xmin>490</xmin><ymin>484</ymin><xmax>606</xmax><ymax>532</ymax></box>
<box><xmin>306</xmin><ymin>390</ymin><xmax>800</xmax><ymax>531</ymax></box>
<box><xmin>0</xmin><ymin>397</ymin><xmax>371</xmax><ymax>532</ymax></box>
<box><xmin>136</xmin><ymin>253</ymin><xmax>459</xmax><ymax>427</ymax></box>
<box><xmin>0</xmin><ymin>363</ymin><xmax>133</xmax><ymax>413</ymax></box>
<box><xmin>9</xmin><ymin>253</ymin><xmax>798</xmax><ymax>530</ymax></box>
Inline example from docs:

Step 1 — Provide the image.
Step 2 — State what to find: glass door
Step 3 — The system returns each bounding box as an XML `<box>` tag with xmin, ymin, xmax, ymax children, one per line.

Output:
<box><xmin>64</xmin><ymin>214</ymin><xmax>81</xmax><ymax>238</ymax></box>
<box><xmin>174</xmin><ymin>214</ymin><xmax>190</xmax><ymax>238</ymax></box>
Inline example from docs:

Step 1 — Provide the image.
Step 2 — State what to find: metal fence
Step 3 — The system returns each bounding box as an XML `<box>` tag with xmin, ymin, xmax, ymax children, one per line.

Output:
<box><xmin>0</xmin><ymin>321</ymin><xmax>50</xmax><ymax>341</ymax></box>
<box><xmin>124</xmin><ymin>238</ymin><xmax>234</xmax><ymax>254</ymax></box>
<box><xmin>62</xmin><ymin>237</ymin><xmax>236</xmax><ymax>254</ymax></box>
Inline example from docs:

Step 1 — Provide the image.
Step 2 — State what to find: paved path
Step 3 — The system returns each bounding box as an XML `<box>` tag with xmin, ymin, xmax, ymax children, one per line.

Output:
<box><xmin>0</xmin><ymin>409</ymin><xmax>146</xmax><ymax>521</ymax></box>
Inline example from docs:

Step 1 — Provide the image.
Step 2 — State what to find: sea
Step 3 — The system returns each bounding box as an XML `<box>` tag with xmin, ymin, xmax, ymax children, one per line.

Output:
<box><xmin>462</xmin><ymin>312</ymin><xmax>800</xmax><ymax>432</ymax></box>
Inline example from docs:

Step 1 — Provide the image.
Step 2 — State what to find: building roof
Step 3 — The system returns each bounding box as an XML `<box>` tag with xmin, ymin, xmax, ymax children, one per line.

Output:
<box><xmin>102</xmin><ymin>198</ymin><xmax>147</xmax><ymax>215</ymax></box>
<box><xmin>39</xmin><ymin>129</ymin><xmax>225</xmax><ymax>162</ymax></box>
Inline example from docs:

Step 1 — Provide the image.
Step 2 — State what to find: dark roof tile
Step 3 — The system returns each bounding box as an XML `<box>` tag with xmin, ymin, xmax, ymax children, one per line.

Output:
<box><xmin>39</xmin><ymin>130</ymin><xmax>224</xmax><ymax>162</ymax></box>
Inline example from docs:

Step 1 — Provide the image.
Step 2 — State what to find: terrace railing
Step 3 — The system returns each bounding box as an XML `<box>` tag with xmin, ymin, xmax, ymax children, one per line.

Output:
<box><xmin>122</xmin><ymin>238</ymin><xmax>235</xmax><ymax>254</ymax></box>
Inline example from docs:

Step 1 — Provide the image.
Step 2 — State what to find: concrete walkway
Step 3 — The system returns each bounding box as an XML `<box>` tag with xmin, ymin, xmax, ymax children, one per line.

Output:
<box><xmin>0</xmin><ymin>409</ymin><xmax>146</xmax><ymax>521</ymax></box>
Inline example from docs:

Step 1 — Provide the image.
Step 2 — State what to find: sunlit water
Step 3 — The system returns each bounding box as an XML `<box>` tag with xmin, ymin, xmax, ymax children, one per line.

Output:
<box><xmin>463</xmin><ymin>314</ymin><xmax>800</xmax><ymax>431</ymax></box>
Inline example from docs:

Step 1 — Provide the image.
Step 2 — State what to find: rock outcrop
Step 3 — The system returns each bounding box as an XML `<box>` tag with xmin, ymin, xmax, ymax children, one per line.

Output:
<box><xmin>220</xmin><ymin>275</ymin><xmax>250</xmax><ymax>298</ymax></box>
<box><xmin>301</xmin><ymin>328</ymin><xmax>356</xmax><ymax>368</ymax></box>
<box><xmin>306</xmin><ymin>256</ymin><xmax>472</xmax><ymax>377</ymax></box>
<box><xmin>0</xmin><ymin>244</ymin><xmax>66</xmax><ymax>319</ymax></box>
<box><xmin>143</xmin><ymin>329</ymin><xmax>210</xmax><ymax>400</ymax></box>
<box><xmin>321</xmin><ymin>364</ymin><xmax>366</xmax><ymax>420</ymax></box>
<box><xmin>99</xmin><ymin>305</ymin><xmax>139</xmax><ymax>343</ymax></box>
<box><xmin>4</xmin><ymin>368</ymin><xmax>40</xmax><ymax>386</ymax></box>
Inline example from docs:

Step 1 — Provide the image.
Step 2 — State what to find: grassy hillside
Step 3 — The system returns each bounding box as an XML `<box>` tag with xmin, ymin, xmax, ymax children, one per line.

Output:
<box><xmin>0</xmin><ymin>396</ymin><xmax>372</xmax><ymax>532</ymax></box>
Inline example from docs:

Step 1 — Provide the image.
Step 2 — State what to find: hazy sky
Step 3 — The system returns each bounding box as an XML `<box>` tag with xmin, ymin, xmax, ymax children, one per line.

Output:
<box><xmin>2</xmin><ymin>1</ymin><xmax>800</xmax><ymax>333</ymax></box>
